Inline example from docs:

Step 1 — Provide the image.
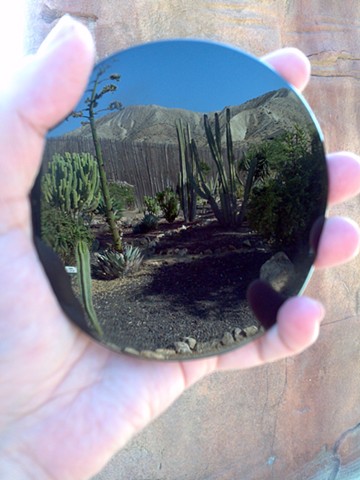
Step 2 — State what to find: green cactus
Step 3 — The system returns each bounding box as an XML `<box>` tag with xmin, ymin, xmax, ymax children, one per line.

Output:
<box><xmin>156</xmin><ymin>187</ymin><xmax>179</xmax><ymax>223</ymax></box>
<box><xmin>75</xmin><ymin>240</ymin><xmax>103</xmax><ymax>338</ymax></box>
<box><xmin>43</xmin><ymin>152</ymin><xmax>101</xmax><ymax>219</ymax></box>
<box><xmin>175</xmin><ymin>119</ymin><xmax>197</xmax><ymax>223</ymax></box>
<box><xmin>187</xmin><ymin>108</ymin><xmax>239</xmax><ymax>227</ymax></box>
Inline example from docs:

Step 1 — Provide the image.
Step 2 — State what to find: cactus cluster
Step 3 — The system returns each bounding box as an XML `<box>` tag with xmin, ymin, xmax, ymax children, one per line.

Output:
<box><xmin>43</xmin><ymin>152</ymin><xmax>101</xmax><ymax>219</ymax></box>
<box><xmin>176</xmin><ymin>108</ymin><xmax>241</xmax><ymax>227</ymax></box>
<box><xmin>193</xmin><ymin>109</ymin><xmax>239</xmax><ymax>227</ymax></box>
<box><xmin>175</xmin><ymin>108</ymin><xmax>272</xmax><ymax>228</ymax></box>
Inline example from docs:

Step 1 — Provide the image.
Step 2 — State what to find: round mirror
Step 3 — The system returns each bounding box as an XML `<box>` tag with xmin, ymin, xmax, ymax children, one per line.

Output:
<box><xmin>32</xmin><ymin>39</ymin><xmax>328</xmax><ymax>360</ymax></box>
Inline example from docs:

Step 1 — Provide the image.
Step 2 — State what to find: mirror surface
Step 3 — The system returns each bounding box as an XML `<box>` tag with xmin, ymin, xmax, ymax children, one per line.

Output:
<box><xmin>36</xmin><ymin>40</ymin><xmax>328</xmax><ymax>359</ymax></box>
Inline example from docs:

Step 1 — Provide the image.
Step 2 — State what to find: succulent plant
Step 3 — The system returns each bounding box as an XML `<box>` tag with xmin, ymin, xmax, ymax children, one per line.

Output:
<box><xmin>133</xmin><ymin>214</ymin><xmax>159</xmax><ymax>234</ymax></box>
<box><xmin>93</xmin><ymin>244</ymin><xmax>143</xmax><ymax>280</ymax></box>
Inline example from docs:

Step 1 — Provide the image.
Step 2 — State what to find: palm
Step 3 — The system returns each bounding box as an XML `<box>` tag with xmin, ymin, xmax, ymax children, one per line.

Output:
<box><xmin>1</xmin><ymin>17</ymin><xmax>359</xmax><ymax>480</ymax></box>
<box><xmin>1</xmin><ymin>242</ymin><xmax>206</xmax><ymax>477</ymax></box>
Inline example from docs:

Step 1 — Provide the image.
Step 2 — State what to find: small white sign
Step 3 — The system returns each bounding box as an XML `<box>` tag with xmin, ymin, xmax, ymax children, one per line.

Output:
<box><xmin>65</xmin><ymin>266</ymin><xmax>78</xmax><ymax>274</ymax></box>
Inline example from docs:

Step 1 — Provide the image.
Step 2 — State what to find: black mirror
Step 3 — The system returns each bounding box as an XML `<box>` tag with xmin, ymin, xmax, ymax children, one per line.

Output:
<box><xmin>31</xmin><ymin>39</ymin><xmax>328</xmax><ymax>360</ymax></box>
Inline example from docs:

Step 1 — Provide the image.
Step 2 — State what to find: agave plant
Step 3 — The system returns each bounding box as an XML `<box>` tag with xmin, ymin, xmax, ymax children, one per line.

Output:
<box><xmin>93</xmin><ymin>244</ymin><xmax>143</xmax><ymax>279</ymax></box>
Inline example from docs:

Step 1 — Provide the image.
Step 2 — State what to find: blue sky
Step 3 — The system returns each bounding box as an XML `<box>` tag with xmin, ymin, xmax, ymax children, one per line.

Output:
<box><xmin>49</xmin><ymin>39</ymin><xmax>290</xmax><ymax>137</ymax></box>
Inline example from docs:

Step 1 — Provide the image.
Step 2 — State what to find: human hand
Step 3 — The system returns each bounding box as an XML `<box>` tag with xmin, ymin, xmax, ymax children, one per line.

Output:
<box><xmin>1</xmin><ymin>16</ymin><xmax>359</xmax><ymax>480</ymax></box>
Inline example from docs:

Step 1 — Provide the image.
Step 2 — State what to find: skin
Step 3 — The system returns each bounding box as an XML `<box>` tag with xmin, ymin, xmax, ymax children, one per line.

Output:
<box><xmin>1</xmin><ymin>16</ymin><xmax>360</xmax><ymax>480</ymax></box>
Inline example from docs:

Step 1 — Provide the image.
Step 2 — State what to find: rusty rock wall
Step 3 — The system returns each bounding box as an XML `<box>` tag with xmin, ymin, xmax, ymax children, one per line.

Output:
<box><xmin>25</xmin><ymin>1</ymin><xmax>360</xmax><ymax>479</ymax></box>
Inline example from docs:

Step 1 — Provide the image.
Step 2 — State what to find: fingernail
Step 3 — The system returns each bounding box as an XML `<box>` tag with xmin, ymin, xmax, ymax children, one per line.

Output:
<box><xmin>38</xmin><ymin>15</ymin><xmax>79</xmax><ymax>53</ymax></box>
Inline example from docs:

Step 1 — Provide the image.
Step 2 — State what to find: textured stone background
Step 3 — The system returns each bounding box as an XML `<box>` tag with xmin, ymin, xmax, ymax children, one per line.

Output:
<box><xmin>25</xmin><ymin>1</ymin><xmax>360</xmax><ymax>479</ymax></box>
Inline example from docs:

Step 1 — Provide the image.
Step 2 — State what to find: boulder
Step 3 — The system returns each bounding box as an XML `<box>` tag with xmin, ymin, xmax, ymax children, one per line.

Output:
<box><xmin>260</xmin><ymin>251</ymin><xmax>295</xmax><ymax>293</ymax></box>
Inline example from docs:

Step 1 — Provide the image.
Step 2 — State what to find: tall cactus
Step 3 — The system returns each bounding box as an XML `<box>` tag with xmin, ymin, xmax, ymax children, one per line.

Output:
<box><xmin>75</xmin><ymin>240</ymin><xmax>103</xmax><ymax>338</ymax></box>
<box><xmin>43</xmin><ymin>152</ymin><xmax>101</xmax><ymax>219</ymax></box>
<box><xmin>175</xmin><ymin>119</ymin><xmax>197</xmax><ymax>223</ymax></box>
<box><xmin>187</xmin><ymin>108</ymin><xmax>239</xmax><ymax>227</ymax></box>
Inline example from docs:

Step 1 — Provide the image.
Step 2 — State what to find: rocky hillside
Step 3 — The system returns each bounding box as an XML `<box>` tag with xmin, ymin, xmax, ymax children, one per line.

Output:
<box><xmin>45</xmin><ymin>87</ymin><xmax>318</xmax><ymax>203</ymax></box>
<box><xmin>65</xmin><ymin>87</ymin><xmax>315</xmax><ymax>147</ymax></box>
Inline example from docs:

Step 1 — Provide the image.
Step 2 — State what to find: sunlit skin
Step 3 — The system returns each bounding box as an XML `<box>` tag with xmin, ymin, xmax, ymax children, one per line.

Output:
<box><xmin>0</xmin><ymin>16</ymin><xmax>360</xmax><ymax>479</ymax></box>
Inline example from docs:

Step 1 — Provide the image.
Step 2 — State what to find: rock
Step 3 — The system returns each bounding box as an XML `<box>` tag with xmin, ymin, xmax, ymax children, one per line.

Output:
<box><xmin>184</xmin><ymin>337</ymin><xmax>197</xmax><ymax>349</ymax></box>
<box><xmin>221</xmin><ymin>331</ymin><xmax>235</xmax><ymax>346</ymax></box>
<box><xmin>174</xmin><ymin>342</ymin><xmax>192</xmax><ymax>354</ymax></box>
<box><xmin>140</xmin><ymin>350</ymin><xmax>167</xmax><ymax>360</ymax></box>
<box><xmin>124</xmin><ymin>347</ymin><xmax>140</xmax><ymax>356</ymax></box>
<box><xmin>233</xmin><ymin>327</ymin><xmax>246</xmax><ymax>342</ymax></box>
<box><xmin>155</xmin><ymin>348</ymin><xmax>177</xmax><ymax>356</ymax></box>
<box><xmin>243</xmin><ymin>239</ymin><xmax>252</xmax><ymax>247</ymax></box>
<box><xmin>195</xmin><ymin>340</ymin><xmax>221</xmax><ymax>353</ymax></box>
<box><xmin>121</xmin><ymin>217</ymin><xmax>133</xmax><ymax>227</ymax></box>
<box><xmin>260</xmin><ymin>252</ymin><xmax>295</xmax><ymax>293</ymax></box>
<box><xmin>148</xmin><ymin>240</ymin><xmax>158</xmax><ymax>249</ymax></box>
<box><xmin>243</xmin><ymin>325</ymin><xmax>259</xmax><ymax>337</ymax></box>
<box><xmin>178</xmin><ymin>248</ymin><xmax>188</xmax><ymax>257</ymax></box>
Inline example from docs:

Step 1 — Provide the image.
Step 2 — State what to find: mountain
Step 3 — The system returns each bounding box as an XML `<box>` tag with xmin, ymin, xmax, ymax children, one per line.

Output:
<box><xmin>65</xmin><ymin>88</ymin><xmax>315</xmax><ymax>147</ymax></box>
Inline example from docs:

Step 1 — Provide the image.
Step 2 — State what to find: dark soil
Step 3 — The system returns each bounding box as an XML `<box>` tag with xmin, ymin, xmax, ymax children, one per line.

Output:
<box><xmin>88</xmin><ymin>212</ymin><xmax>273</xmax><ymax>357</ymax></box>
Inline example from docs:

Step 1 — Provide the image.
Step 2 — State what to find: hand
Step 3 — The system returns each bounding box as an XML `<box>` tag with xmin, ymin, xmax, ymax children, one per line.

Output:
<box><xmin>1</xmin><ymin>16</ymin><xmax>359</xmax><ymax>480</ymax></box>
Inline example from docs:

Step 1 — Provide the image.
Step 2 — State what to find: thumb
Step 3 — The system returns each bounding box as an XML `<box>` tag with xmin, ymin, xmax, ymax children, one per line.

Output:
<box><xmin>0</xmin><ymin>15</ymin><xmax>95</xmax><ymax>200</ymax></box>
<box><xmin>19</xmin><ymin>15</ymin><xmax>96</xmax><ymax>133</ymax></box>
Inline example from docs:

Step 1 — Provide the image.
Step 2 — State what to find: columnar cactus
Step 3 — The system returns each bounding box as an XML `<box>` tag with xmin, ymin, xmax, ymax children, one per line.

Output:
<box><xmin>175</xmin><ymin>119</ymin><xmax>197</xmax><ymax>223</ymax></box>
<box><xmin>75</xmin><ymin>240</ymin><xmax>103</xmax><ymax>338</ymax></box>
<box><xmin>43</xmin><ymin>152</ymin><xmax>101</xmax><ymax>219</ymax></box>
<box><xmin>186</xmin><ymin>108</ymin><xmax>239</xmax><ymax>227</ymax></box>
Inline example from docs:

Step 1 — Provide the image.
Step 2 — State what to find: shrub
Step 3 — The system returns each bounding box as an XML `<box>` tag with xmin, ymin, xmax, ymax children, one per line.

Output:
<box><xmin>143</xmin><ymin>195</ymin><xmax>161</xmax><ymax>216</ymax></box>
<box><xmin>41</xmin><ymin>202</ymin><xmax>93</xmax><ymax>265</ymax></box>
<box><xmin>247</xmin><ymin>128</ymin><xmax>326</xmax><ymax>246</ymax></box>
<box><xmin>109</xmin><ymin>182</ymin><xmax>135</xmax><ymax>210</ymax></box>
<box><xmin>133</xmin><ymin>214</ymin><xmax>159</xmax><ymax>234</ymax></box>
<box><xmin>96</xmin><ymin>182</ymin><xmax>135</xmax><ymax>220</ymax></box>
<box><xmin>156</xmin><ymin>187</ymin><xmax>179</xmax><ymax>223</ymax></box>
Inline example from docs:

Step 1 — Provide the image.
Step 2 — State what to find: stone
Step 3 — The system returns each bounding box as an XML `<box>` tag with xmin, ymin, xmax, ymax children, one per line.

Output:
<box><xmin>174</xmin><ymin>342</ymin><xmax>192</xmax><ymax>354</ymax></box>
<box><xmin>177</xmin><ymin>248</ymin><xmax>188</xmax><ymax>257</ymax></box>
<box><xmin>243</xmin><ymin>239</ymin><xmax>252</xmax><ymax>247</ymax></box>
<box><xmin>121</xmin><ymin>217</ymin><xmax>132</xmax><ymax>227</ymax></box>
<box><xmin>221</xmin><ymin>331</ymin><xmax>235</xmax><ymax>346</ymax></box>
<box><xmin>155</xmin><ymin>348</ymin><xmax>177</xmax><ymax>356</ymax></box>
<box><xmin>123</xmin><ymin>347</ymin><xmax>140</xmax><ymax>356</ymax></box>
<box><xmin>147</xmin><ymin>240</ymin><xmax>158</xmax><ymax>249</ymax></box>
<box><xmin>260</xmin><ymin>251</ymin><xmax>295</xmax><ymax>293</ymax></box>
<box><xmin>233</xmin><ymin>327</ymin><xmax>246</xmax><ymax>342</ymax></box>
<box><xmin>184</xmin><ymin>337</ymin><xmax>197</xmax><ymax>349</ymax></box>
<box><xmin>243</xmin><ymin>325</ymin><xmax>259</xmax><ymax>337</ymax></box>
<box><xmin>140</xmin><ymin>350</ymin><xmax>167</xmax><ymax>360</ymax></box>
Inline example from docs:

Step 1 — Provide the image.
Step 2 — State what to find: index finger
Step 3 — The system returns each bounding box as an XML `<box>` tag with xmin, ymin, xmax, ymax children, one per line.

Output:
<box><xmin>261</xmin><ymin>47</ymin><xmax>311</xmax><ymax>92</ymax></box>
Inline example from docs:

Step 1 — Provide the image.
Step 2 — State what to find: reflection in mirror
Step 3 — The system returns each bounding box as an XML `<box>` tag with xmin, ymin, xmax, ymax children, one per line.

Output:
<box><xmin>33</xmin><ymin>40</ymin><xmax>328</xmax><ymax>360</ymax></box>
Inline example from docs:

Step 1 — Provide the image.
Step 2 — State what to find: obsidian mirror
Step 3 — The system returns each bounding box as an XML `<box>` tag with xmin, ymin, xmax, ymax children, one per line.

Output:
<box><xmin>32</xmin><ymin>39</ymin><xmax>328</xmax><ymax>360</ymax></box>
